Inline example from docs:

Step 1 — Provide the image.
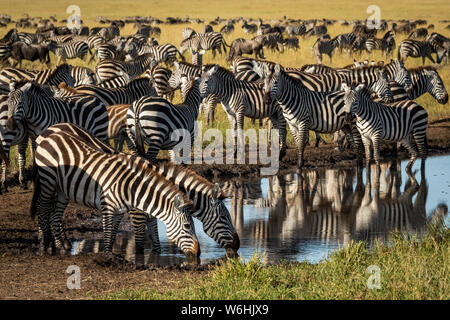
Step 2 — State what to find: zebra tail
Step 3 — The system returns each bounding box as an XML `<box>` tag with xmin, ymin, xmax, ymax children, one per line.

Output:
<box><xmin>30</xmin><ymin>164</ymin><xmax>40</xmax><ymax>219</ymax></box>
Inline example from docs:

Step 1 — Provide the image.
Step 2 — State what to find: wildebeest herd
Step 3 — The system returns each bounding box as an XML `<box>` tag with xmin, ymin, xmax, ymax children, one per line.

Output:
<box><xmin>0</xmin><ymin>14</ymin><xmax>448</xmax><ymax>267</ymax></box>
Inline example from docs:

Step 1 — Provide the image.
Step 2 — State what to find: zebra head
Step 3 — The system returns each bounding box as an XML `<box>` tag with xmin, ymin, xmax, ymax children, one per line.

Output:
<box><xmin>180</xmin><ymin>75</ymin><xmax>201</xmax><ymax>103</ymax></box>
<box><xmin>199</xmin><ymin>64</ymin><xmax>219</xmax><ymax>98</ymax></box>
<box><xmin>390</xmin><ymin>59</ymin><xmax>413</xmax><ymax>93</ymax></box>
<box><xmin>425</xmin><ymin>68</ymin><xmax>448</xmax><ymax>104</ymax></box>
<box><xmin>342</xmin><ymin>82</ymin><xmax>364</xmax><ymax>115</ymax></box>
<box><xmin>201</xmin><ymin>183</ymin><xmax>240</xmax><ymax>257</ymax></box>
<box><xmin>168</xmin><ymin>194</ymin><xmax>201</xmax><ymax>265</ymax></box>
<box><xmin>262</xmin><ymin>63</ymin><xmax>282</xmax><ymax>102</ymax></box>
<box><xmin>6</xmin><ymin>81</ymin><xmax>32</xmax><ymax>131</ymax></box>
<box><xmin>369</xmin><ymin>69</ymin><xmax>393</xmax><ymax>103</ymax></box>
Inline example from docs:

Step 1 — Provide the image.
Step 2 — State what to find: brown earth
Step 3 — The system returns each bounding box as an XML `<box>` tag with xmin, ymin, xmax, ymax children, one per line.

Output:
<box><xmin>0</xmin><ymin>119</ymin><xmax>449</xmax><ymax>300</ymax></box>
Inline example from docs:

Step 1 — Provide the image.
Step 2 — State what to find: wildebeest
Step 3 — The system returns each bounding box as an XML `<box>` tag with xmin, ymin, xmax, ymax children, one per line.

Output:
<box><xmin>8</xmin><ymin>40</ymin><xmax>54</xmax><ymax>68</ymax></box>
<box><xmin>227</xmin><ymin>38</ymin><xmax>265</xmax><ymax>61</ymax></box>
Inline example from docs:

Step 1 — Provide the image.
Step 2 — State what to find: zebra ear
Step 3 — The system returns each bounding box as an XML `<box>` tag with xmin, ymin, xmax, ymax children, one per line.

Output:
<box><xmin>174</xmin><ymin>194</ymin><xmax>185</xmax><ymax>210</ymax></box>
<box><xmin>341</xmin><ymin>83</ymin><xmax>349</xmax><ymax>92</ymax></box>
<box><xmin>211</xmin><ymin>183</ymin><xmax>221</xmax><ymax>201</ymax></box>
<box><xmin>274</xmin><ymin>63</ymin><xmax>281</xmax><ymax>74</ymax></box>
<box><xmin>9</xmin><ymin>80</ymin><xmax>16</xmax><ymax>92</ymax></box>
<box><xmin>356</xmin><ymin>83</ymin><xmax>365</xmax><ymax>91</ymax></box>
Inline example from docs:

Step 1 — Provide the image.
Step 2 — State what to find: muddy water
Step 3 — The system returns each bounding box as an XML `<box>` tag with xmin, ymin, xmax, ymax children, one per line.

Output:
<box><xmin>71</xmin><ymin>155</ymin><xmax>450</xmax><ymax>266</ymax></box>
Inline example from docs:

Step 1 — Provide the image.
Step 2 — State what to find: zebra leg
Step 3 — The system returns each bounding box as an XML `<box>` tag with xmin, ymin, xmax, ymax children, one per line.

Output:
<box><xmin>101</xmin><ymin>203</ymin><xmax>120</xmax><ymax>253</ymax></box>
<box><xmin>294</xmin><ymin>123</ymin><xmax>310</xmax><ymax>169</ymax></box>
<box><xmin>270</xmin><ymin>111</ymin><xmax>287</xmax><ymax>159</ymax></box>
<box><xmin>413</xmin><ymin>132</ymin><xmax>428</xmax><ymax>170</ymax></box>
<box><xmin>401</xmin><ymin>136</ymin><xmax>419</xmax><ymax>172</ymax></box>
<box><xmin>36</xmin><ymin>193</ymin><xmax>56</xmax><ymax>255</ymax></box>
<box><xmin>17</xmin><ymin>139</ymin><xmax>28</xmax><ymax>189</ymax></box>
<box><xmin>0</xmin><ymin>160</ymin><xmax>7</xmax><ymax>194</ymax></box>
<box><xmin>130</xmin><ymin>210</ymin><xmax>148</xmax><ymax>268</ymax></box>
<box><xmin>361</xmin><ymin>136</ymin><xmax>373</xmax><ymax>180</ymax></box>
<box><xmin>146</xmin><ymin>217</ymin><xmax>161</xmax><ymax>253</ymax></box>
<box><xmin>372</xmin><ymin>136</ymin><xmax>382</xmax><ymax>177</ymax></box>
<box><xmin>50</xmin><ymin>193</ymin><xmax>70</xmax><ymax>254</ymax></box>
<box><xmin>236</xmin><ymin>110</ymin><xmax>246</xmax><ymax>160</ymax></box>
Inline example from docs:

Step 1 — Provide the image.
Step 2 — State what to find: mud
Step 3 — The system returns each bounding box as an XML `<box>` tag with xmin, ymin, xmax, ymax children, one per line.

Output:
<box><xmin>0</xmin><ymin>120</ymin><xmax>449</xmax><ymax>299</ymax></box>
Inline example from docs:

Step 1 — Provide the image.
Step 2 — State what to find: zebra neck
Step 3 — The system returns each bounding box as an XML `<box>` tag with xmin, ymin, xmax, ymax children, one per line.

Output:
<box><xmin>409</xmin><ymin>71</ymin><xmax>428</xmax><ymax>99</ymax></box>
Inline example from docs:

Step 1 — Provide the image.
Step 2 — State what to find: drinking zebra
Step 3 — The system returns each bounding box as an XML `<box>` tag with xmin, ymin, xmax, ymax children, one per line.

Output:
<box><xmin>342</xmin><ymin>83</ymin><xmax>428</xmax><ymax>173</ymax></box>
<box><xmin>32</xmin><ymin>123</ymin><xmax>200</xmax><ymax>266</ymax></box>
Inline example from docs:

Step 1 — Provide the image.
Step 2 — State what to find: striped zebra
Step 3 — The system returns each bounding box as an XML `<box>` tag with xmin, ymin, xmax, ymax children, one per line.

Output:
<box><xmin>6</xmin><ymin>81</ymin><xmax>109</xmax><ymax>142</ymax></box>
<box><xmin>252</xmin><ymin>59</ymin><xmax>394</xmax><ymax>102</ymax></box>
<box><xmin>124</xmin><ymin>39</ymin><xmax>184</xmax><ymax>66</ymax></box>
<box><xmin>342</xmin><ymin>83</ymin><xmax>428</xmax><ymax>172</ymax></box>
<box><xmin>312</xmin><ymin>36</ymin><xmax>339</xmax><ymax>64</ymax></box>
<box><xmin>297</xmin><ymin>59</ymin><xmax>413</xmax><ymax>94</ymax></box>
<box><xmin>261</xmin><ymin>64</ymin><xmax>362</xmax><ymax>168</ymax></box>
<box><xmin>53</xmin><ymin>77</ymin><xmax>157</xmax><ymax>106</ymax></box>
<box><xmin>387</xmin><ymin>66</ymin><xmax>448</xmax><ymax>104</ymax></box>
<box><xmin>179</xmin><ymin>32</ymin><xmax>229</xmax><ymax>58</ymax></box>
<box><xmin>97</xmin><ymin>75</ymin><xmax>130</xmax><ymax>88</ymax></box>
<box><xmin>127</xmin><ymin>76</ymin><xmax>202</xmax><ymax>162</ymax></box>
<box><xmin>42</xmin><ymin>122</ymin><xmax>239</xmax><ymax>257</ymax></box>
<box><xmin>144</xmin><ymin>64</ymin><xmax>175</xmax><ymax>101</ymax></box>
<box><xmin>47</xmin><ymin>40</ymin><xmax>90</xmax><ymax>65</ymax></box>
<box><xmin>365</xmin><ymin>30</ymin><xmax>396</xmax><ymax>57</ymax></box>
<box><xmin>95</xmin><ymin>53</ymin><xmax>156</xmax><ymax>83</ymax></box>
<box><xmin>0</xmin><ymin>63</ymin><xmax>74</xmax><ymax>93</ymax></box>
<box><xmin>32</xmin><ymin>123</ymin><xmax>200</xmax><ymax>265</ymax></box>
<box><xmin>94</xmin><ymin>41</ymin><xmax>126</xmax><ymax>62</ymax></box>
<box><xmin>199</xmin><ymin>64</ymin><xmax>287</xmax><ymax>158</ymax></box>
<box><xmin>71</xmin><ymin>66</ymin><xmax>96</xmax><ymax>86</ymax></box>
<box><xmin>398</xmin><ymin>38</ymin><xmax>447</xmax><ymax>64</ymax></box>
<box><xmin>0</xmin><ymin>94</ymin><xmax>29</xmax><ymax>193</ymax></box>
<box><xmin>105</xmin><ymin>103</ymin><xmax>129</xmax><ymax>150</ymax></box>
<box><xmin>334</xmin><ymin>32</ymin><xmax>357</xmax><ymax>53</ymax></box>
<box><xmin>182</xmin><ymin>27</ymin><xmax>197</xmax><ymax>40</ymax></box>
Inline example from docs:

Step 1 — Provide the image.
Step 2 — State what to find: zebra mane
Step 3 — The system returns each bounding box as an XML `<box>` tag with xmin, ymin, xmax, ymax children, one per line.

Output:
<box><xmin>154</xmin><ymin>159</ymin><xmax>221</xmax><ymax>198</ymax></box>
<box><xmin>121</xmin><ymin>154</ymin><xmax>193</xmax><ymax>209</ymax></box>
<box><xmin>408</xmin><ymin>65</ymin><xmax>438</xmax><ymax>73</ymax></box>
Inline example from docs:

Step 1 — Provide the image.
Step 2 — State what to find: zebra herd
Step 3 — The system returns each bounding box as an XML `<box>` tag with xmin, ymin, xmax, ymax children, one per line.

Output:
<box><xmin>0</xmin><ymin>15</ymin><xmax>448</xmax><ymax>267</ymax></box>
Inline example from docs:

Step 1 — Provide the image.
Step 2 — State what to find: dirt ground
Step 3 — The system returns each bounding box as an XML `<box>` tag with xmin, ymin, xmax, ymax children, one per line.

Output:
<box><xmin>0</xmin><ymin>120</ymin><xmax>449</xmax><ymax>300</ymax></box>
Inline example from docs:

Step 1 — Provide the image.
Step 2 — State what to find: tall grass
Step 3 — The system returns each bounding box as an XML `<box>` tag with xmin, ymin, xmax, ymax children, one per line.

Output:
<box><xmin>105</xmin><ymin>226</ymin><xmax>450</xmax><ymax>300</ymax></box>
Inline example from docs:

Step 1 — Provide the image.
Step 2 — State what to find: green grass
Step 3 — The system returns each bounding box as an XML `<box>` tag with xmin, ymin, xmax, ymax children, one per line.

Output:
<box><xmin>105</xmin><ymin>226</ymin><xmax>450</xmax><ymax>300</ymax></box>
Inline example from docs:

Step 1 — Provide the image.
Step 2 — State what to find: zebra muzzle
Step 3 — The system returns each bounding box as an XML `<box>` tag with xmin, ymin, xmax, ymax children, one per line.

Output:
<box><xmin>6</xmin><ymin>117</ymin><xmax>16</xmax><ymax>131</ymax></box>
<box><xmin>0</xmin><ymin>143</ymin><xmax>9</xmax><ymax>166</ymax></box>
<box><xmin>184</xmin><ymin>240</ymin><xmax>201</xmax><ymax>265</ymax></box>
<box><xmin>225</xmin><ymin>232</ymin><xmax>240</xmax><ymax>258</ymax></box>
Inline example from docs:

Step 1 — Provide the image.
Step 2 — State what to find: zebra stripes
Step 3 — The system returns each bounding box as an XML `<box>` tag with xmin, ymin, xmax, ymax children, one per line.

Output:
<box><xmin>365</xmin><ymin>30</ymin><xmax>396</xmax><ymax>56</ymax></box>
<box><xmin>127</xmin><ymin>76</ymin><xmax>202</xmax><ymax>162</ymax></box>
<box><xmin>180</xmin><ymin>32</ymin><xmax>229</xmax><ymax>58</ymax></box>
<box><xmin>95</xmin><ymin>53</ymin><xmax>156</xmax><ymax>83</ymax></box>
<box><xmin>262</xmin><ymin>64</ymin><xmax>360</xmax><ymax>168</ymax></box>
<box><xmin>48</xmin><ymin>40</ymin><xmax>90</xmax><ymax>65</ymax></box>
<box><xmin>54</xmin><ymin>77</ymin><xmax>157</xmax><ymax>106</ymax></box>
<box><xmin>32</xmin><ymin>123</ymin><xmax>200</xmax><ymax>265</ymax></box>
<box><xmin>342</xmin><ymin>83</ymin><xmax>428</xmax><ymax>171</ymax></box>
<box><xmin>199</xmin><ymin>64</ymin><xmax>287</xmax><ymax>158</ymax></box>
<box><xmin>145</xmin><ymin>64</ymin><xmax>175</xmax><ymax>100</ymax></box>
<box><xmin>398</xmin><ymin>38</ymin><xmax>447</xmax><ymax>64</ymax></box>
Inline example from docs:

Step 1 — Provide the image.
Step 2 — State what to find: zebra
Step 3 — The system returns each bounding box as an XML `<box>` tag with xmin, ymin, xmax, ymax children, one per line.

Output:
<box><xmin>182</xmin><ymin>27</ymin><xmax>196</xmax><ymax>40</ymax></box>
<box><xmin>285</xmin><ymin>24</ymin><xmax>307</xmax><ymax>36</ymax></box>
<box><xmin>6</xmin><ymin>81</ymin><xmax>109</xmax><ymax>142</ymax></box>
<box><xmin>0</xmin><ymin>94</ymin><xmax>29</xmax><ymax>193</ymax></box>
<box><xmin>127</xmin><ymin>76</ymin><xmax>202</xmax><ymax>162</ymax></box>
<box><xmin>365</xmin><ymin>30</ymin><xmax>396</xmax><ymax>57</ymax></box>
<box><xmin>387</xmin><ymin>66</ymin><xmax>448</xmax><ymax>104</ymax></box>
<box><xmin>199</xmin><ymin>64</ymin><xmax>288</xmax><ymax>158</ymax></box>
<box><xmin>124</xmin><ymin>39</ymin><xmax>184</xmax><ymax>66</ymax></box>
<box><xmin>53</xmin><ymin>77</ymin><xmax>157</xmax><ymax>106</ymax></box>
<box><xmin>334</xmin><ymin>32</ymin><xmax>357</xmax><ymax>53</ymax></box>
<box><xmin>47</xmin><ymin>40</ymin><xmax>90</xmax><ymax>65</ymax></box>
<box><xmin>97</xmin><ymin>75</ymin><xmax>130</xmax><ymax>88</ymax></box>
<box><xmin>0</xmin><ymin>63</ymin><xmax>75</xmax><ymax>93</ymax></box>
<box><xmin>262</xmin><ymin>64</ymin><xmax>365</xmax><ymax>169</ymax></box>
<box><xmin>191</xmin><ymin>49</ymin><xmax>205</xmax><ymax>66</ymax></box>
<box><xmin>95</xmin><ymin>53</ymin><xmax>156</xmax><ymax>83</ymax></box>
<box><xmin>93</xmin><ymin>41</ymin><xmax>126</xmax><ymax>62</ymax></box>
<box><xmin>179</xmin><ymin>32</ymin><xmax>229</xmax><ymax>58</ymax></box>
<box><xmin>144</xmin><ymin>64</ymin><xmax>175</xmax><ymax>101</ymax></box>
<box><xmin>398</xmin><ymin>38</ymin><xmax>447</xmax><ymax>64</ymax></box>
<box><xmin>312</xmin><ymin>36</ymin><xmax>339</xmax><ymax>64</ymax></box>
<box><xmin>105</xmin><ymin>103</ymin><xmax>129</xmax><ymax>151</ymax></box>
<box><xmin>241</xmin><ymin>21</ymin><xmax>257</xmax><ymax>34</ymax></box>
<box><xmin>342</xmin><ymin>83</ymin><xmax>428</xmax><ymax>173</ymax></box>
<box><xmin>32</xmin><ymin>123</ymin><xmax>200</xmax><ymax>266</ymax></box>
<box><xmin>45</xmin><ymin>122</ymin><xmax>239</xmax><ymax>257</ymax></box>
<box><xmin>71</xmin><ymin>66</ymin><xmax>96</xmax><ymax>86</ymax></box>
